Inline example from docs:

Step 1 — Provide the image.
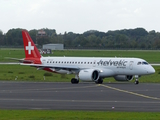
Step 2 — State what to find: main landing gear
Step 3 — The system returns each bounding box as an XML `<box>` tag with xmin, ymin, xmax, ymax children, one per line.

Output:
<box><xmin>95</xmin><ymin>78</ymin><xmax>103</xmax><ymax>84</ymax></box>
<box><xmin>71</xmin><ymin>78</ymin><xmax>103</xmax><ymax>84</ymax></box>
<box><xmin>71</xmin><ymin>78</ymin><xmax>79</xmax><ymax>84</ymax></box>
<box><xmin>134</xmin><ymin>75</ymin><xmax>139</xmax><ymax>85</ymax></box>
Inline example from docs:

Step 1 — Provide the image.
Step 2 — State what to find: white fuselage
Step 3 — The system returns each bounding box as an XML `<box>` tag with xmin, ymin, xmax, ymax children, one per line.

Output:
<box><xmin>40</xmin><ymin>57</ymin><xmax>155</xmax><ymax>77</ymax></box>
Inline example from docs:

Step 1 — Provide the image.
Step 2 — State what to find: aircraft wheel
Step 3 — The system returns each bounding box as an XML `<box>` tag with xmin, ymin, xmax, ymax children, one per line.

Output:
<box><xmin>134</xmin><ymin>75</ymin><xmax>139</xmax><ymax>85</ymax></box>
<box><xmin>71</xmin><ymin>78</ymin><xmax>79</xmax><ymax>84</ymax></box>
<box><xmin>95</xmin><ymin>78</ymin><xmax>103</xmax><ymax>84</ymax></box>
<box><xmin>76</xmin><ymin>79</ymin><xmax>79</xmax><ymax>84</ymax></box>
<box><xmin>135</xmin><ymin>80</ymin><xmax>139</xmax><ymax>85</ymax></box>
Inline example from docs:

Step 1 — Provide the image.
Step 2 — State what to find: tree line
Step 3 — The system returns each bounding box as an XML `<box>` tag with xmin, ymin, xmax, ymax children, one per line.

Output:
<box><xmin>0</xmin><ymin>28</ymin><xmax>160</xmax><ymax>49</ymax></box>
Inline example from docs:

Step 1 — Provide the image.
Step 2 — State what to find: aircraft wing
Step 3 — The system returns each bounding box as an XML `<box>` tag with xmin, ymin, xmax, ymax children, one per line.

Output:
<box><xmin>20</xmin><ymin>63</ymin><xmax>80</xmax><ymax>70</ymax></box>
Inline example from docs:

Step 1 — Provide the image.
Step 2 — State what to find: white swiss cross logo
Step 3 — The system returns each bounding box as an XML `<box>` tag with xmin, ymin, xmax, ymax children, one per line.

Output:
<box><xmin>26</xmin><ymin>42</ymin><xmax>34</xmax><ymax>54</ymax></box>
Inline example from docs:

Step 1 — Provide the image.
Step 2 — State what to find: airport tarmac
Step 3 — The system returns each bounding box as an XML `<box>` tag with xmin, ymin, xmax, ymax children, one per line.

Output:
<box><xmin>0</xmin><ymin>81</ymin><xmax>160</xmax><ymax>111</ymax></box>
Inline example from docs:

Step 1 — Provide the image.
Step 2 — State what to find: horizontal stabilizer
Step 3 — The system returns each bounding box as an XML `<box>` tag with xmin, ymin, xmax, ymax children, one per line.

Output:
<box><xmin>5</xmin><ymin>57</ymin><xmax>34</xmax><ymax>63</ymax></box>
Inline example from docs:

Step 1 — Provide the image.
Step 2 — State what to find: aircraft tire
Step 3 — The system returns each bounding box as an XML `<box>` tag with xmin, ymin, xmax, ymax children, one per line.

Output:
<box><xmin>71</xmin><ymin>78</ymin><xmax>79</xmax><ymax>84</ymax></box>
<box><xmin>95</xmin><ymin>78</ymin><xmax>103</xmax><ymax>84</ymax></box>
<box><xmin>135</xmin><ymin>80</ymin><xmax>139</xmax><ymax>85</ymax></box>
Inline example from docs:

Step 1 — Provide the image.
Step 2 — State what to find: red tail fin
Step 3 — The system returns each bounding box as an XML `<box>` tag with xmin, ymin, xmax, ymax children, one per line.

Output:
<box><xmin>22</xmin><ymin>30</ymin><xmax>41</xmax><ymax>64</ymax></box>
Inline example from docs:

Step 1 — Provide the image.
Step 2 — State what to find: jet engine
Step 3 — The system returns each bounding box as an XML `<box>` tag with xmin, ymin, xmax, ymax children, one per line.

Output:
<box><xmin>114</xmin><ymin>75</ymin><xmax>133</xmax><ymax>81</ymax></box>
<box><xmin>79</xmin><ymin>69</ymin><xmax>99</xmax><ymax>81</ymax></box>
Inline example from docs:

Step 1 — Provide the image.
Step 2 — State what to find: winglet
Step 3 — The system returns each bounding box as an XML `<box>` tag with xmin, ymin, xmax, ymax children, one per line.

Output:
<box><xmin>22</xmin><ymin>30</ymin><xmax>42</xmax><ymax>64</ymax></box>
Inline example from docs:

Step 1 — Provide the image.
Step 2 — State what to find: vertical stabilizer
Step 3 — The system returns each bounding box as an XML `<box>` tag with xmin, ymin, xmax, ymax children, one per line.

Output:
<box><xmin>22</xmin><ymin>30</ymin><xmax>41</xmax><ymax>64</ymax></box>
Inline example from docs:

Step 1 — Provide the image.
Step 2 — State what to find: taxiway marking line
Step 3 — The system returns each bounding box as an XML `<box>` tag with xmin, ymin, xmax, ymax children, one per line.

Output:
<box><xmin>0</xmin><ymin>85</ymin><xmax>98</xmax><ymax>93</ymax></box>
<box><xmin>99</xmin><ymin>84</ymin><xmax>160</xmax><ymax>100</ymax></box>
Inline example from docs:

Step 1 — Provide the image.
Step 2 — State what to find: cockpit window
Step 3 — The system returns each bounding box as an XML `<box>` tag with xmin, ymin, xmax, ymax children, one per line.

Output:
<box><xmin>142</xmin><ymin>61</ymin><xmax>149</xmax><ymax>65</ymax></box>
<box><xmin>137</xmin><ymin>61</ymin><xmax>149</xmax><ymax>65</ymax></box>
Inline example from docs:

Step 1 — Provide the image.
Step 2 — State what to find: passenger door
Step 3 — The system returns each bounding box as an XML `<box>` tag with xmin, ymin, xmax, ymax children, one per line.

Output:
<box><xmin>129</xmin><ymin>61</ymin><xmax>134</xmax><ymax>70</ymax></box>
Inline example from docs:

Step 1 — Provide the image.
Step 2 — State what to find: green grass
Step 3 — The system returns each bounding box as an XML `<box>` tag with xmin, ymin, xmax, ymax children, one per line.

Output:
<box><xmin>0</xmin><ymin>49</ymin><xmax>25</xmax><ymax>62</ymax></box>
<box><xmin>1</xmin><ymin>49</ymin><xmax>160</xmax><ymax>63</ymax></box>
<box><xmin>0</xmin><ymin>49</ymin><xmax>160</xmax><ymax>82</ymax></box>
<box><xmin>0</xmin><ymin>64</ymin><xmax>73</xmax><ymax>82</ymax></box>
<box><xmin>0</xmin><ymin>110</ymin><xmax>159</xmax><ymax>120</ymax></box>
<box><xmin>1</xmin><ymin>49</ymin><xmax>159</xmax><ymax>82</ymax></box>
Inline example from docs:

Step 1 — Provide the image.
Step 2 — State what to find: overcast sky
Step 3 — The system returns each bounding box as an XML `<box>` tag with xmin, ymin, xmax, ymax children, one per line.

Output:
<box><xmin>0</xmin><ymin>0</ymin><xmax>160</xmax><ymax>34</ymax></box>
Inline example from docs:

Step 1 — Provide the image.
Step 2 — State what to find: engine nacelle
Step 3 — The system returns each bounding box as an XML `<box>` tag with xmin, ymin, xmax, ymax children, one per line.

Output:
<box><xmin>79</xmin><ymin>69</ymin><xmax>99</xmax><ymax>81</ymax></box>
<box><xmin>114</xmin><ymin>75</ymin><xmax>133</xmax><ymax>81</ymax></box>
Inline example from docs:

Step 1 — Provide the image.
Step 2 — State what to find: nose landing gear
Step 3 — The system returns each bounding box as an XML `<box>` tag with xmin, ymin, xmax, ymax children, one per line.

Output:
<box><xmin>135</xmin><ymin>75</ymin><xmax>139</xmax><ymax>84</ymax></box>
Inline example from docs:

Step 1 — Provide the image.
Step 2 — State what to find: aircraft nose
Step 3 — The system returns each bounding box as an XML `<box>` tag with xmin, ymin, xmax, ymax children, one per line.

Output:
<box><xmin>148</xmin><ymin>66</ymin><xmax>155</xmax><ymax>74</ymax></box>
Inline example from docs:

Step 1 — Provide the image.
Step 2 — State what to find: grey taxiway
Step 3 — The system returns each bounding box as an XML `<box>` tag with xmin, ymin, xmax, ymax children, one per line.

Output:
<box><xmin>0</xmin><ymin>81</ymin><xmax>160</xmax><ymax>111</ymax></box>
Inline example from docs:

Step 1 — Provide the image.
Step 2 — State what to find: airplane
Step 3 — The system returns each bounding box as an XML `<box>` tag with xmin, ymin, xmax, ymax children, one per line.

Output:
<box><xmin>20</xmin><ymin>30</ymin><xmax>155</xmax><ymax>84</ymax></box>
